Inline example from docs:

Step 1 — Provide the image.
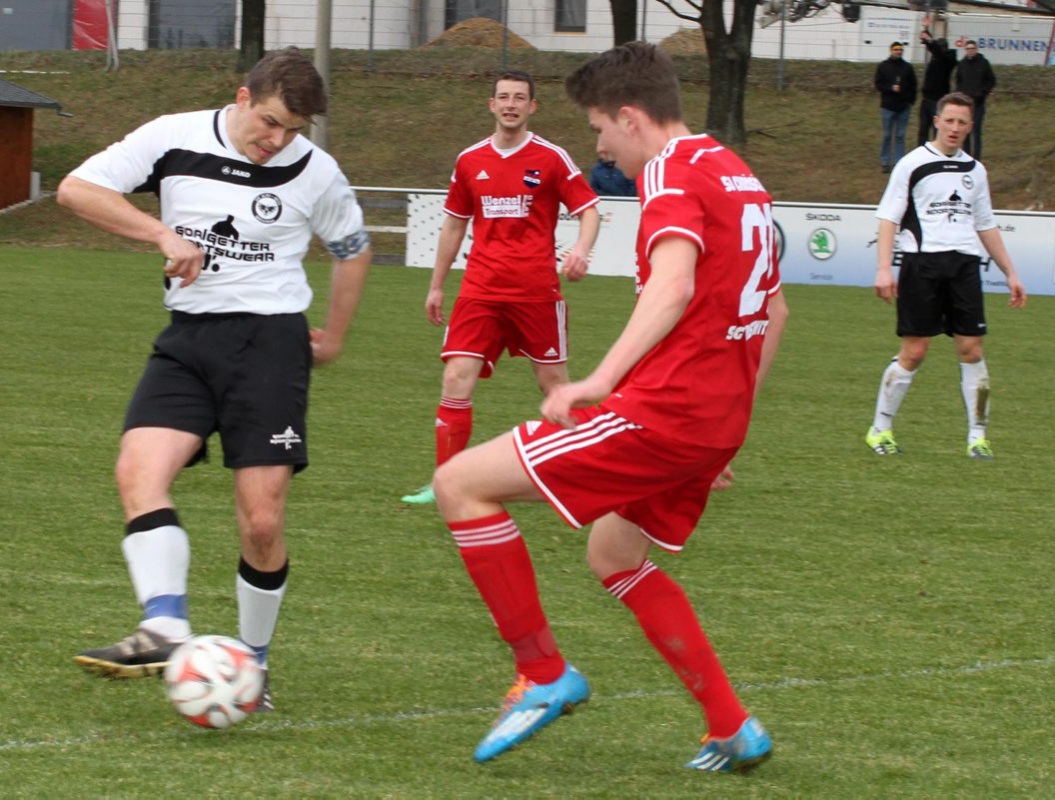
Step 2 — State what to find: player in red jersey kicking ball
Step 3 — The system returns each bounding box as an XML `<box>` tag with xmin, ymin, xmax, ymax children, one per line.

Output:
<box><xmin>433</xmin><ymin>42</ymin><xmax>788</xmax><ymax>770</ymax></box>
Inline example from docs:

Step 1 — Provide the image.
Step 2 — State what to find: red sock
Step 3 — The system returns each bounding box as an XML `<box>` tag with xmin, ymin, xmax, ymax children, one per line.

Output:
<box><xmin>448</xmin><ymin>512</ymin><xmax>565</xmax><ymax>684</ymax></box>
<box><xmin>436</xmin><ymin>397</ymin><xmax>473</xmax><ymax>467</ymax></box>
<box><xmin>604</xmin><ymin>560</ymin><xmax>747</xmax><ymax>738</ymax></box>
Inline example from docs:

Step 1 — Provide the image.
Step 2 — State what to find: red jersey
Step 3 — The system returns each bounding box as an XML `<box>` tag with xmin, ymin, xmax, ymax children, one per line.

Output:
<box><xmin>444</xmin><ymin>133</ymin><xmax>599</xmax><ymax>302</ymax></box>
<box><xmin>602</xmin><ymin>135</ymin><xmax>781</xmax><ymax>446</ymax></box>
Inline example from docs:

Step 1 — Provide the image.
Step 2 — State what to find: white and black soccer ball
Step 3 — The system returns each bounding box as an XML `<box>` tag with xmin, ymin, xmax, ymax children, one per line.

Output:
<box><xmin>163</xmin><ymin>635</ymin><xmax>265</xmax><ymax>729</ymax></box>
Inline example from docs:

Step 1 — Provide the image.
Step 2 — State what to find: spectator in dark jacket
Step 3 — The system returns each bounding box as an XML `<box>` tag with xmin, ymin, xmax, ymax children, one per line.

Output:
<box><xmin>954</xmin><ymin>40</ymin><xmax>996</xmax><ymax>159</ymax></box>
<box><xmin>589</xmin><ymin>151</ymin><xmax>637</xmax><ymax>197</ymax></box>
<box><xmin>874</xmin><ymin>41</ymin><xmax>917</xmax><ymax>172</ymax></box>
<box><xmin>917</xmin><ymin>31</ymin><xmax>957</xmax><ymax>146</ymax></box>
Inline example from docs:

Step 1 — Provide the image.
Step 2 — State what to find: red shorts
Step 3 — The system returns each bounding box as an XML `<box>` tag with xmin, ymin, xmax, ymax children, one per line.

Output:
<box><xmin>512</xmin><ymin>406</ymin><xmax>739</xmax><ymax>552</ymax></box>
<box><xmin>442</xmin><ymin>296</ymin><xmax>567</xmax><ymax>379</ymax></box>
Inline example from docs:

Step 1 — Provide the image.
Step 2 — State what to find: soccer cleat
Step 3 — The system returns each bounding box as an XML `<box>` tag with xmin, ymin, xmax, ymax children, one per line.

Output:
<box><xmin>473</xmin><ymin>663</ymin><xmax>590</xmax><ymax>763</ymax></box>
<box><xmin>967</xmin><ymin>438</ymin><xmax>994</xmax><ymax>460</ymax></box>
<box><xmin>686</xmin><ymin>716</ymin><xmax>773</xmax><ymax>773</ymax></box>
<box><xmin>256</xmin><ymin>670</ymin><xmax>274</xmax><ymax>713</ymax></box>
<box><xmin>74</xmin><ymin>627</ymin><xmax>179</xmax><ymax>679</ymax></box>
<box><xmin>400</xmin><ymin>484</ymin><xmax>435</xmax><ymax>505</ymax></box>
<box><xmin>866</xmin><ymin>426</ymin><xmax>902</xmax><ymax>456</ymax></box>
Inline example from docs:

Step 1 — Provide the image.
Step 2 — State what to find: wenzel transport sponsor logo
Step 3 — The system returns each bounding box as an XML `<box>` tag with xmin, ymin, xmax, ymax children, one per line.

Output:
<box><xmin>481</xmin><ymin>194</ymin><xmax>533</xmax><ymax>219</ymax></box>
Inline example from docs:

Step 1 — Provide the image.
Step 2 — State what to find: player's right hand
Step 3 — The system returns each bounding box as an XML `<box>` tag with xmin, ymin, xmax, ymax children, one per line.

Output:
<box><xmin>426</xmin><ymin>288</ymin><xmax>446</xmax><ymax>326</ymax></box>
<box><xmin>541</xmin><ymin>376</ymin><xmax>610</xmax><ymax>429</ymax></box>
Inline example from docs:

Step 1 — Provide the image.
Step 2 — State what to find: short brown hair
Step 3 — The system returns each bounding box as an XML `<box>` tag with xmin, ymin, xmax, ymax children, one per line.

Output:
<box><xmin>565</xmin><ymin>42</ymin><xmax>682</xmax><ymax>124</ymax></box>
<box><xmin>247</xmin><ymin>47</ymin><xmax>327</xmax><ymax>118</ymax></box>
<box><xmin>937</xmin><ymin>91</ymin><xmax>974</xmax><ymax>115</ymax></box>
<box><xmin>492</xmin><ymin>69</ymin><xmax>535</xmax><ymax>100</ymax></box>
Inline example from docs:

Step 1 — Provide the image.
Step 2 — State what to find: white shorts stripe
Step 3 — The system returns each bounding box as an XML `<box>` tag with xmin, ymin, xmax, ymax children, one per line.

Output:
<box><xmin>521</xmin><ymin>413</ymin><xmax>640</xmax><ymax>467</ymax></box>
<box><xmin>513</xmin><ymin>426</ymin><xmax>582</xmax><ymax>528</ymax></box>
<box><xmin>557</xmin><ymin>300</ymin><xmax>567</xmax><ymax>360</ymax></box>
<box><xmin>519</xmin><ymin>411</ymin><xmax>622</xmax><ymax>457</ymax></box>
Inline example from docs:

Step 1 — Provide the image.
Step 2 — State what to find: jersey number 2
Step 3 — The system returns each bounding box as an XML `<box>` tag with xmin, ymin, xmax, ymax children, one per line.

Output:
<box><xmin>739</xmin><ymin>203</ymin><xmax>774</xmax><ymax>317</ymax></box>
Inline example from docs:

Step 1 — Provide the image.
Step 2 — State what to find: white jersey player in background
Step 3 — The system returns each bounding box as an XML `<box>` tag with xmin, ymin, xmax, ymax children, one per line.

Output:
<box><xmin>57</xmin><ymin>47</ymin><xmax>372</xmax><ymax>709</ymax></box>
<box><xmin>867</xmin><ymin>91</ymin><xmax>1025</xmax><ymax>460</ymax></box>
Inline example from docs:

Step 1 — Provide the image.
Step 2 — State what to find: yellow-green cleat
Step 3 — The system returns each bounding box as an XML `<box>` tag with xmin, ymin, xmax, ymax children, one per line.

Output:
<box><xmin>967</xmin><ymin>438</ymin><xmax>994</xmax><ymax>460</ymax></box>
<box><xmin>866</xmin><ymin>426</ymin><xmax>902</xmax><ymax>456</ymax></box>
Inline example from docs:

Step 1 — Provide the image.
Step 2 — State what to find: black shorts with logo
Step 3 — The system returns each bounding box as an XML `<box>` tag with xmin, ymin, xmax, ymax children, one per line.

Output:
<box><xmin>124</xmin><ymin>312</ymin><xmax>312</xmax><ymax>472</ymax></box>
<box><xmin>896</xmin><ymin>251</ymin><xmax>986</xmax><ymax>338</ymax></box>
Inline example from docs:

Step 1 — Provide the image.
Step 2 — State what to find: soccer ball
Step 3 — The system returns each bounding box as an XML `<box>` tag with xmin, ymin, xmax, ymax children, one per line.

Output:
<box><xmin>163</xmin><ymin>635</ymin><xmax>265</xmax><ymax>729</ymax></box>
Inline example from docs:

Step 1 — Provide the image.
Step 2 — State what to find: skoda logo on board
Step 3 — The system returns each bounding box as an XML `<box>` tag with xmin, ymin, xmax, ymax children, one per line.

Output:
<box><xmin>808</xmin><ymin>228</ymin><xmax>836</xmax><ymax>261</ymax></box>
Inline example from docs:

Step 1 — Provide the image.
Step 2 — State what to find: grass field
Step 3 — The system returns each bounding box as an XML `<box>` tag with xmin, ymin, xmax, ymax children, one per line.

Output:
<box><xmin>1</xmin><ymin>246</ymin><xmax>1053</xmax><ymax>797</ymax></box>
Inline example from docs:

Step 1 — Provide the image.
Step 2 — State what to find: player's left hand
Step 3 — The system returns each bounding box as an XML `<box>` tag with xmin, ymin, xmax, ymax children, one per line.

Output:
<box><xmin>710</xmin><ymin>464</ymin><xmax>736</xmax><ymax>491</ymax></box>
<box><xmin>560</xmin><ymin>248</ymin><xmax>589</xmax><ymax>282</ymax></box>
<box><xmin>160</xmin><ymin>233</ymin><xmax>205</xmax><ymax>288</ymax></box>
<box><xmin>310</xmin><ymin>328</ymin><xmax>342</xmax><ymax>364</ymax></box>
<box><xmin>874</xmin><ymin>267</ymin><xmax>897</xmax><ymax>303</ymax></box>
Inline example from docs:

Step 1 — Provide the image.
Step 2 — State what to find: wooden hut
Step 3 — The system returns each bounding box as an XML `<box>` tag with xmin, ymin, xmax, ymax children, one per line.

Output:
<box><xmin>0</xmin><ymin>79</ymin><xmax>62</xmax><ymax>210</ymax></box>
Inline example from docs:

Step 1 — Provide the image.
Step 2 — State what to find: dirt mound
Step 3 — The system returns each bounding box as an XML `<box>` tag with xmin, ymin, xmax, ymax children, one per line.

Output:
<box><xmin>421</xmin><ymin>17</ymin><xmax>535</xmax><ymax>50</ymax></box>
<box><xmin>658</xmin><ymin>27</ymin><xmax>707</xmax><ymax>56</ymax></box>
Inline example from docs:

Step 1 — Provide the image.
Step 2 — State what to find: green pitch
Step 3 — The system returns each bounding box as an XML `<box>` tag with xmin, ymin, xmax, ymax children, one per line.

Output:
<box><xmin>1</xmin><ymin>246</ymin><xmax>1052</xmax><ymax>796</ymax></box>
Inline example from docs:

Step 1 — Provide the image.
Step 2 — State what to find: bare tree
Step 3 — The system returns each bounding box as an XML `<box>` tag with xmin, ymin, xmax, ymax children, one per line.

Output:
<box><xmin>655</xmin><ymin>0</ymin><xmax>757</xmax><ymax>145</ymax></box>
<box><xmin>609</xmin><ymin>0</ymin><xmax>639</xmax><ymax>45</ymax></box>
<box><xmin>238</xmin><ymin>0</ymin><xmax>266</xmax><ymax>71</ymax></box>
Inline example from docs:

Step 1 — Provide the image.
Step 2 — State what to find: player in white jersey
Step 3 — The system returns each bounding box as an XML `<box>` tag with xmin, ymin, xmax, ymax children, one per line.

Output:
<box><xmin>57</xmin><ymin>48</ymin><xmax>372</xmax><ymax>707</ymax></box>
<box><xmin>867</xmin><ymin>92</ymin><xmax>1025</xmax><ymax>459</ymax></box>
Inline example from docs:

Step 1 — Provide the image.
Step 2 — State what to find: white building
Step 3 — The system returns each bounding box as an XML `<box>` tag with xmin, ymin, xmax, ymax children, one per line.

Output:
<box><xmin>111</xmin><ymin>0</ymin><xmax>1055</xmax><ymax>66</ymax></box>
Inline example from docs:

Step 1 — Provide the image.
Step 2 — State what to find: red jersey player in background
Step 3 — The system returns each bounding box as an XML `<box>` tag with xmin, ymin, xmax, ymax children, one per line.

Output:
<box><xmin>401</xmin><ymin>69</ymin><xmax>600</xmax><ymax>505</ymax></box>
<box><xmin>431</xmin><ymin>42</ymin><xmax>789</xmax><ymax>771</ymax></box>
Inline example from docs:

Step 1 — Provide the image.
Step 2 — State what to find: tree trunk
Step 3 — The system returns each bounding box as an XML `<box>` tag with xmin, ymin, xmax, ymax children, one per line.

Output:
<box><xmin>609</xmin><ymin>0</ymin><xmax>638</xmax><ymax>45</ymax></box>
<box><xmin>700</xmin><ymin>0</ymin><xmax>756</xmax><ymax>145</ymax></box>
<box><xmin>238</xmin><ymin>0</ymin><xmax>266</xmax><ymax>72</ymax></box>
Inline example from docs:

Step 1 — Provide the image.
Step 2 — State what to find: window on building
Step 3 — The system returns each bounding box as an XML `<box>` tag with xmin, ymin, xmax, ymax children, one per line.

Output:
<box><xmin>555</xmin><ymin>0</ymin><xmax>586</xmax><ymax>33</ymax></box>
<box><xmin>445</xmin><ymin>0</ymin><xmax>503</xmax><ymax>29</ymax></box>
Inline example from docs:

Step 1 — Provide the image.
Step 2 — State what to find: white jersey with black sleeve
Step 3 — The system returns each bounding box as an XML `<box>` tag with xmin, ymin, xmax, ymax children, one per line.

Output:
<box><xmin>69</xmin><ymin>106</ymin><xmax>369</xmax><ymax>314</ymax></box>
<box><xmin>875</xmin><ymin>143</ymin><xmax>997</xmax><ymax>256</ymax></box>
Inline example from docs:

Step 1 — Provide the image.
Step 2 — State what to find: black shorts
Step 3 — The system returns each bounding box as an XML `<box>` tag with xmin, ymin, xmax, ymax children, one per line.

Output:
<box><xmin>896</xmin><ymin>251</ymin><xmax>987</xmax><ymax>338</ymax></box>
<box><xmin>124</xmin><ymin>312</ymin><xmax>312</xmax><ymax>472</ymax></box>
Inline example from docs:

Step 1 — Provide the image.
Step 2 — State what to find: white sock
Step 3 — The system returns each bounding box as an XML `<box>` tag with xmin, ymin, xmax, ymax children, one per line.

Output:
<box><xmin>960</xmin><ymin>359</ymin><xmax>990</xmax><ymax>442</ymax></box>
<box><xmin>122</xmin><ymin>521</ymin><xmax>191</xmax><ymax>641</ymax></box>
<box><xmin>237</xmin><ymin>571</ymin><xmax>288</xmax><ymax>669</ymax></box>
<box><xmin>873</xmin><ymin>357</ymin><xmax>916</xmax><ymax>431</ymax></box>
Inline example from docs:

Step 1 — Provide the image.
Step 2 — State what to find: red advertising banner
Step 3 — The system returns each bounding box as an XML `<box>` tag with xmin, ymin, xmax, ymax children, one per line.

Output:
<box><xmin>73</xmin><ymin>0</ymin><xmax>110</xmax><ymax>50</ymax></box>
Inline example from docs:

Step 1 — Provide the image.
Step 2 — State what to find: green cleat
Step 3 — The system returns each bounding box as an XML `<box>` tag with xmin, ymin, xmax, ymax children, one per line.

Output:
<box><xmin>967</xmin><ymin>438</ymin><xmax>994</xmax><ymax>460</ymax></box>
<box><xmin>400</xmin><ymin>484</ymin><xmax>435</xmax><ymax>505</ymax></box>
<box><xmin>866</xmin><ymin>426</ymin><xmax>902</xmax><ymax>456</ymax></box>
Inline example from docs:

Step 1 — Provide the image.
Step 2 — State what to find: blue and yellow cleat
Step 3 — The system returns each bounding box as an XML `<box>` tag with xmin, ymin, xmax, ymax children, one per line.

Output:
<box><xmin>474</xmin><ymin>663</ymin><xmax>590</xmax><ymax>763</ymax></box>
<box><xmin>686</xmin><ymin>716</ymin><xmax>772</xmax><ymax>773</ymax></box>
